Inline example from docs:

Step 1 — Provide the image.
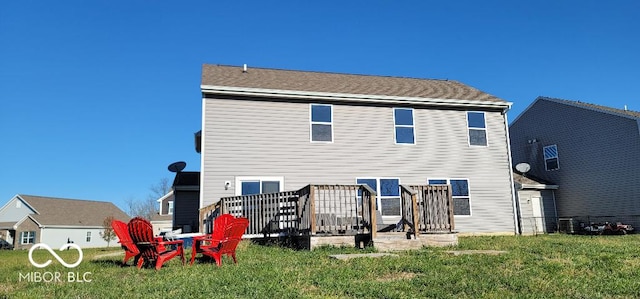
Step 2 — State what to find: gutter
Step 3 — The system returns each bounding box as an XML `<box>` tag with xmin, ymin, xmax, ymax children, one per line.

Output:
<box><xmin>40</xmin><ymin>225</ymin><xmax>105</xmax><ymax>229</ymax></box>
<box><xmin>201</xmin><ymin>85</ymin><xmax>512</xmax><ymax>110</ymax></box>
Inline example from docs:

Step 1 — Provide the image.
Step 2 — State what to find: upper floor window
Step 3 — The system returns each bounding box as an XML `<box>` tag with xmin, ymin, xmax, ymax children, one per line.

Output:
<box><xmin>394</xmin><ymin>108</ymin><xmax>415</xmax><ymax>144</ymax></box>
<box><xmin>467</xmin><ymin>112</ymin><xmax>487</xmax><ymax>146</ymax></box>
<box><xmin>544</xmin><ymin>144</ymin><xmax>559</xmax><ymax>171</ymax></box>
<box><xmin>21</xmin><ymin>231</ymin><xmax>35</xmax><ymax>244</ymax></box>
<box><xmin>310</xmin><ymin>104</ymin><xmax>333</xmax><ymax>142</ymax></box>
<box><xmin>428</xmin><ymin>178</ymin><xmax>471</xmax><ymax>216</ymax></box>
<box><xmin>167</xmin><ymin>201</ymin><xmax>174</xmax><ymax>215</ymax></box>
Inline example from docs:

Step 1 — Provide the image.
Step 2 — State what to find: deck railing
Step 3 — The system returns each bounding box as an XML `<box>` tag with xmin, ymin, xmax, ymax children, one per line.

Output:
<box><xmin>200</xmin><ymin>184</ymin><xmax>377</xmax><ymax>238</ymax></box>
<box><xmin>400</xmin><ymin>185</ymin><xmax>421</xmax><ymax>237</ymax></box>
<box><xmin>409</xmin><ymin>185</ymin><xmax>455</xmax><ymax>232</ymax></box>
<box><xmin>199</xmin><ymin>184</ymin><xmax>453</xmax><ymax>237</ymax></box>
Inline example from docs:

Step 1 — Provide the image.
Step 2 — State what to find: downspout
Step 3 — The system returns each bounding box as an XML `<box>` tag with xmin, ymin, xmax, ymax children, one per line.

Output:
<box><xmin>503</xmin><ymin>107</ymin><xmax>521</xmax><ymax>235</ymax></box>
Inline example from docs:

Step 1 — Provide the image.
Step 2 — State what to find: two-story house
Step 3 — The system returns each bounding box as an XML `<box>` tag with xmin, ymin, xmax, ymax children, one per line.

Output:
<box><xmin>510</xmin><ymin>96</ymin><xmax>640</xmax><ymax>229</ymax></box>
<box><xmin>197</xmin><ymin>64</ymin><xmax>518</xmax><ymax>235</ymax></box>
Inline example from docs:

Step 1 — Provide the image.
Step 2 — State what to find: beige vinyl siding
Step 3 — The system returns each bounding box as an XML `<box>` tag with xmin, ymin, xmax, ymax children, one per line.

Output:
<box><xmin>510</xmin><ymin>99</ymin><xmax>640</xmax><ymax>225</ymax></box>
<box><xmin>202</xmin><ymin>97</ymin><xmax>515</xmax><ymax>233</ymax></box>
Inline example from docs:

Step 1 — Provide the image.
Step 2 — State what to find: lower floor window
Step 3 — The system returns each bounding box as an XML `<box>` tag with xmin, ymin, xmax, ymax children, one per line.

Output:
<box><xmin>236</xmin><ymin>177</ymin><xmax>284</xmax><ymax>195</ymax></box>
<box><xmin>428</xmin><ymin>178</ymin><xmax>471</xmax><ymax>216</ymax></box>
<box><xmin>357</xmin><ymin>178</ymin><xmax>401</xmax><ymax>216</ymax></box>
<box><xmin>86</xmin><ymin>231</ymin><xmax>92</xmax><ymax>242</ymax></box>
<box><xmin>21</xmin><ymin>231</ymin><xmax>35</xmax><ymax>244</ymax></box>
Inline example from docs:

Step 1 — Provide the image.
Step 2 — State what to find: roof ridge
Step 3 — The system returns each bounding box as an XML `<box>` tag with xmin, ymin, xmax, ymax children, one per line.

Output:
<box><xmin>18</xmin><ymin>194</ymin><xmax>115</xmax><ymax>204</ymax></box>
<box><xmin>539</xmin><ymin>96</ymin><xmax>640</xmax><ymax>116</ymax></box>
<box><xmin>203</xmin><ymin>63</ymin><xmax>453</xmax><ymax>82</ymax></box>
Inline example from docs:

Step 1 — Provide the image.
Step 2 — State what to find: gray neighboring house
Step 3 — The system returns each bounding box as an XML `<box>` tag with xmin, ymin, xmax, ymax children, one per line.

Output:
<box><xmin>0</xmin><ymin>195</ymin><xmax>130</xmax><ymax>250</ymax></box>
<box><xmin>509</xmin><ymin>96</ymin><xmax>640</xmax><ymax>228</ymax></box>
<box><xmin>196</xmin><ymin>64</ymin><xmax>519</xmax><ymax>235</ymax></box>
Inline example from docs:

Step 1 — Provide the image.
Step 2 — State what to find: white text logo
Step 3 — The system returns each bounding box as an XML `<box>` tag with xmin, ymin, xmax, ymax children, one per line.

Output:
<box><xmin>28</xmin><ymin>243</ymin><xmax>83</xmax><ymax>268</ymax></box>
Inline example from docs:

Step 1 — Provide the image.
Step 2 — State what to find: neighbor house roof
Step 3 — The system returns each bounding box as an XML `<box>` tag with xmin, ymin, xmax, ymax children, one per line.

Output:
<box><xmin>513</xmin><ymin>172</ymin><xmax>558</xmax><ymax>190</ymax></box>
<box><xmin>0</xmin><ymin>222</ymin><xmax>15</xmax><ymax>229</ymax></box>
<box><xmin>540</xmin><ymin>96</ymin><xmax>640</xmax><ymax>119</ymax></box>
<box><xmin>150</xmin><ymin>213</ymin><xmax>172</xmax><ymax>222</ymax></box>
<box><xmin>16</xmin><ymin>195</ymin><xmax>130</xmax><ymax>227</ymax></box>
<box><xmin>172</xmin><ymin>172</ymin><xmax>200</xmax><ymax>191</ymax></box>
<box><xmin>201</xmin><ymin>64</ymin><xmax>510</xmax><ymax>109</ymax></box>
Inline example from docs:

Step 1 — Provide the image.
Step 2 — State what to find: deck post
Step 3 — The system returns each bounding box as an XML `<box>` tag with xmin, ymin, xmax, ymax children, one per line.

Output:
<box><xmin>309</xmin><ymin>185</ymin><xmax>316</xmax><ymax>235</ymax></box>
<box><xmin>199</xmin><ymin>208</ymin><xmax>204</xmax><ymax>233</ymax></box>
<box><xmin>446</xmin><ymin>185</ymin><xmax>455</xmax><ymax>231</ymax></box>
<box><xmin>370</xmin><ymin>190</ymin><xmax>377</xmax><ymax>239</ymax></box>
<box><xmin>411</xmin><ymin>191</ymin><xmax>420</xmax><ymax>238</ymax></box>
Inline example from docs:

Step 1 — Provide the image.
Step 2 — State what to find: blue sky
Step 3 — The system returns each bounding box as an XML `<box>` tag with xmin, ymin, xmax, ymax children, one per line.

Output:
<box><xmin>1</xmin><ymin>1</ymin><xmax>638</xmax><ymax>212</ymax></box>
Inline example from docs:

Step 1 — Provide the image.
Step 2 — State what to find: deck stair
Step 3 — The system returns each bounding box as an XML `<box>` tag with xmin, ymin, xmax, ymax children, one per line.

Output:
<box><xmin>373</xmin><ymin>232</ymin><xmax>458</xmax><ymax>251</ymax></box>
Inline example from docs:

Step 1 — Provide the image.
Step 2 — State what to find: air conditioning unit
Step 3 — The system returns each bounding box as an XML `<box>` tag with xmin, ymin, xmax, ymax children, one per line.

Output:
<box><xmin>557</xmin><ymin>218</ymin><xmax>575</xmax><ymax>234</ymax></box>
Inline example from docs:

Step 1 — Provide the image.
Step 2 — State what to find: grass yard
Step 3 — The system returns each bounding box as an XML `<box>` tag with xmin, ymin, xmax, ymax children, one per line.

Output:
<box><xmin>1</xmin><ymin>234</ymin><xmax>640</xmax><ymax>298</ymax></box>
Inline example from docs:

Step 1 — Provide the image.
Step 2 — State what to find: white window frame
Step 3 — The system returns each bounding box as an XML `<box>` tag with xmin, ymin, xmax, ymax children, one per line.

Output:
<box><xmin>466</xmin><ymin>111</ymin><xmax>488</xmax><ymax>147</ymax></box>
<box><xmin>235</xmin><ymin>176</ymin><xmax>285</xmax><ymax>196</ymax></box>
<box><xmin>356</xmin><ymin>177</ymin><xmax>402</xmax><ymax>217</ymax></box>
<box><xmin>167</xmin><ymin>201</ymin><xmax>174</xmax><ymax>215</ymax></box>
<box><xmin>309</xmin><ymin>104</ymin><xmax>334</xmax><ymax>143</ymax></box>
<box><xmin>544</xmin><ymin>144</ymin><xmax>560</xmax><ymax>171</ymax></box>
<box><xmin>20</xmin><ymin>231</ymin><xmax>35</xmax><ymax>244</ymax></box>
<box><xmin>427</xmin><ymin>178</ymin><xmax>472</xmax><ymax>217</ymax></box>
<box><xmin>86</xmin><ymin>231</ymin><xmax>92</xmax><ymax>242</ymax></box>
<box><xmin>393</xmin><ymin>108</ymin><xmax>416</xmax><ymax>145</ymax></box>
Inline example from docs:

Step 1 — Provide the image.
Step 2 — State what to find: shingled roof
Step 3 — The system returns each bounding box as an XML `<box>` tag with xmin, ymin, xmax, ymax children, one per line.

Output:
<box><xmin>538</xmin><ymin>96</ymin><xmax>640</xmax><ymax>119</ymax></box>
<box><xmin>201</xmin><ymin>64</ymin><xmax>507</xmax><ymax>105</ymax></box>
<box><xmin>17</xmin><ymin>195</ymin><xmax>130</xmax><ymax>227</ymax></box>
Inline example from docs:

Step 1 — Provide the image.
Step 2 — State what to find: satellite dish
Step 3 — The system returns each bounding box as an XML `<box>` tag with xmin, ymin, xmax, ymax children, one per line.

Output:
<box><xmin>168</xmin><ymin>161</ymin><xmax>186</xmax><ymax>173</ymax></box>
<box><xmin>515</xmin><ymin>162</ymin><xmax>531</xmax><ymax>174</ymax></box>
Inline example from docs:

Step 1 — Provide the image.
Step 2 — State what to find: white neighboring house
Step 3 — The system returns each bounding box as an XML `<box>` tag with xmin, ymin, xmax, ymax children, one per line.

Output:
<box><xmin>151</xmin><ymin>190</ymin><xmax>174</xmax><ymax>236</ymax></box>
<box><xmin>0</xmin><ymin>195</ymin><xmax>130</xmax><ymax>250</ymax></box>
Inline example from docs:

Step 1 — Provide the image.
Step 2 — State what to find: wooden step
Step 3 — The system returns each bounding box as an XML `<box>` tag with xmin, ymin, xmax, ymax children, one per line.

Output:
<box><xmin>373</xmin><ymin>232</ymin><xmax>458</xmax><ymax>251</ymax></box>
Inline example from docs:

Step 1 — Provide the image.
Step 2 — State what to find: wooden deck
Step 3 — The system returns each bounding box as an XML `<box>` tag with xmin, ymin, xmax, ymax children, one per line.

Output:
<box><xmin>199</xmin><ymin>184</ymin><xmax>457</xmax><ymax>250</ymax></box>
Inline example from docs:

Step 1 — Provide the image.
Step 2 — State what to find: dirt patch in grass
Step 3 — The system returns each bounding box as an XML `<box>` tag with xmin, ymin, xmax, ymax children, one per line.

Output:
<box><xmin>446</xmin><ymin>250</ymin><xmax>507</xmax><ymax>256</ymax></box>
<box><xmin>92</xmin><ymin>251</ymin><xmax>123</xmax><ymax>260</ymax></box>
<box><xmin>376</xmin><ymin>272</ymin><xmax>417</xmax><ymax>282</ymax></box>
<box><xmin>0</xmin><ymin>283</ymin><xmax>15</xmax><ymax>294</ymax></box>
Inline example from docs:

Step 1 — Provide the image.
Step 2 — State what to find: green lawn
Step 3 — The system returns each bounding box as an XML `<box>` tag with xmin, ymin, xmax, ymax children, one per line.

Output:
<box><xmin>2</xmin><ymin>234</ymin><xmax>640</xmax><ymax>298</ymax></box>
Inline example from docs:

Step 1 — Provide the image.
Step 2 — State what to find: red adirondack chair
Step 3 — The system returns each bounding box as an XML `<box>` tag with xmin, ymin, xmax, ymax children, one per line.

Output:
<box><xmin>127</xmin><ymin>217</ymin><xmax>185</xmax><ymax>270</ymax></box>
<box><xmin>190</xmin><ymin>214</ymin><xmax>235</xmax><ymax>265</ymax></box>
<box><xmin>111</xmin><ymin>219</ymin><xmax>140</xmax><ymax>266</ymax></box>
<box><xmin>194</xmin><ymin>217</ymin><xmax>249</xmax><ymax>266</ymax></box>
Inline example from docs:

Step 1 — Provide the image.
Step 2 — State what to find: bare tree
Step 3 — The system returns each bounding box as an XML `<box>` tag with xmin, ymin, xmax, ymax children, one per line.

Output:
<box><xmin>126</xmin><ymin>178</ymin><xmax>172</xmax><ymax>219</ymax></box>
<box><xmin>148</xmin><ymin>177</ymin><xmax>171</xmax><ymax>201</ymax></box>
<box><xmin>100</xmin><ymin>216</ymin><xmax>117</xmax><ymax>247</ymax></box>
<box><xmin>125</xmin><ymin>196</ymin><xmax>158</xmax><ymax>220</ymax></box>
